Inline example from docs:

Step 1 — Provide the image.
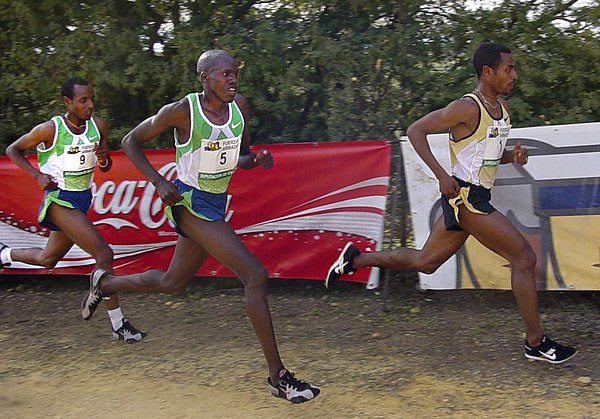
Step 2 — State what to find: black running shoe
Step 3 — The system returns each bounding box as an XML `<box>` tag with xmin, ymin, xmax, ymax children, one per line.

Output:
<box><xmin>0</xmin><ymin>242</ymin><xmax>11</xmax><ymax>268</ymax></box>
<box><xmin>524</xmin><ymin>335</ymin><xmax>577</xmax><ymax>364</ymax></box>
<box><xmin>112</xmin><ymin>319</ymin><xmax>147</xmax><ymax>344</ymax></box>
<box><xmin>325</xmin><ymin>242</ymin><xmax>360</xmax><ymax>288</ymax></box>
<box><xmin>267</xmin><ymin>369</ymin><xmax>320</xmax><ymax>403</ymax></box>
<box><xmin>81</xmin><ymin>268</ymin><xmax>107</xmax><ymax>320</ymax></box>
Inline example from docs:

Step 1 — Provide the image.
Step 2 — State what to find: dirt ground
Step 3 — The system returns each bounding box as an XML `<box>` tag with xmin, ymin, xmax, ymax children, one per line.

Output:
<box><xmin>0</xmin><ymin>273</ymin><xmax>598</xmax><ymax>419</ymax></box>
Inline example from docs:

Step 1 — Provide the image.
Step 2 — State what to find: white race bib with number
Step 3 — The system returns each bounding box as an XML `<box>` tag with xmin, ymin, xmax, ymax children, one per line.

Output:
<box><xmin>482</xmin><ymin>125</ymin><xmax>511</xmax><ymax>166</ymax></box>
<box><xmin>63</xmin><ymin>142</ymin><xmax>97</xmax><ymax>173</ymax></box>
<box><xmin>198</xmin><ymin>137</ymin><xmax>241</xmax><ymax>174</ymax></box>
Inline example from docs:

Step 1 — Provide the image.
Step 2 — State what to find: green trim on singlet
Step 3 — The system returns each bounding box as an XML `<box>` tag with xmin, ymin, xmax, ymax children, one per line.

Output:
<box><xmin>37</xmin><ymin>116</ymin><xmax>102</xmax><ymax>191</ymax></box>
<box><xmin>174</xmin><ymin>93</ymin><xmax>245</xmax><ymax>194</ymax></box>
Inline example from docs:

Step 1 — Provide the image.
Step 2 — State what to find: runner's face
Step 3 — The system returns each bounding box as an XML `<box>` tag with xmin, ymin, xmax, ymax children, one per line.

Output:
<box><xmin>491</xmin><ymin>53</ymin><xmax>517</xmax><ymax>95</ymax></box>
<box><xmin>204</xmin><ymin>57</ymin><xmax>238</xmax><ymax>103</ymax></box>
<box><xmin>66</xmin><ymin>84</ymin><xmax>95</xmax><ymax>121</ymax></box>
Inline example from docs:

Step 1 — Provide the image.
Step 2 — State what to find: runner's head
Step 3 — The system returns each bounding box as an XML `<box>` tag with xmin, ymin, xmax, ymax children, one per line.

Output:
<box><xmin>196</xmin><ymin>50</ymin><xmax>238</xmax><ymax>103</ymax></box>
<box><xmin>61</xmin><ymin>77</ymin><xmax>95</xmax><ymax>121</ymax></box>
<box><xmin>473</xmin><ymin>43</ymin><xmax>511</xmax><ymax>78</ymax></box>
<box><xmin>473</xmin><ymin>43</ymin><xmax>517</xmax><ymax>95</ymax></box>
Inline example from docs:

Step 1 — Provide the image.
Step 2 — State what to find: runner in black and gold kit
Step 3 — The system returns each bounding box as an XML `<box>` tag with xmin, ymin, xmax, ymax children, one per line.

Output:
<box><xmin>81</xmin><ymin>50</ymin><xmax>320</xmax><ymax>403</ymax></box>
<box><xmin>326</xmin><ymin>43</ymin><xmax>577</xmax><ymax>364</ymax></box>
<box><xmin>1</xmin><ymin>77</ymin><xmax>145</xmax><ymax>343</ymax></box>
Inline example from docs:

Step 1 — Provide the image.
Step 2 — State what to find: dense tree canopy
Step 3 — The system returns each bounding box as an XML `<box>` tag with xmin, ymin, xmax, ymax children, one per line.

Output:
<box><xmin>1</xmin><ymin>0</ymin><xmax>598</xmax><ymax>151</ymax></box>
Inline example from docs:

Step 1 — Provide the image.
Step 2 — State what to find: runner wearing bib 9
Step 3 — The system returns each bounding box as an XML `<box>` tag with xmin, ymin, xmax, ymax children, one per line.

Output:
<box><xmin>3</xmin><ymin>77</ymin><xmax>146</xmax><ymax>344</ymax></box>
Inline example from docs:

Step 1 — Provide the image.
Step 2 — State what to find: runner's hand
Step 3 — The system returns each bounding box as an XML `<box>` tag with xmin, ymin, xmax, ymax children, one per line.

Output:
<box><xmin>94</xmin><ymin>143</ymin><xmax>109</xmax><ymax>163</ymax></box>
<box><xmin>439</xmin><ymin>173</ymin><xmax>460</xmax><ymax>198</ymax></box>
<box><xmin>36</xmin><ymin>173</ymin><xmax>58</xmax><ymax>190</ymax></box>
<box><xmin>512</xmin><ymin>142</ymin><xmax>528</xmax><ymax>165</ymax></box>
<box><xmin>155</xmin><ymin>178</ymin><xmax>183</xmax><ymax>206</ymax></box>
<box><xmin>254</xmin><ymin>149</ymin><xmax>273</xmax><ymax>169</ymax></box>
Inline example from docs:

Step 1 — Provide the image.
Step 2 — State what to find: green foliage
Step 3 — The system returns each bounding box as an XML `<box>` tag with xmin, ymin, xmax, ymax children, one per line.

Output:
<box><xmin>1</xmin><ymin>0</ymin><xmax>598</xmax><ymax>152</ymax></box>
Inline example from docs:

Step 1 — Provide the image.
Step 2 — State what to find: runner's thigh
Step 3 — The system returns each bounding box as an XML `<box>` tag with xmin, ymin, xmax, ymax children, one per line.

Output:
<box><xmin>176</xmin><ymin>208</ymin><xmax>262</xmax><ymax>277</ymax></box>
<box><xmin>421</xmin><ymin>216</ymin><xmax>470</xmax><ymax>263</ymax></box>
<box><xmin>47</xmin><ymin>204</ymin><xmax>108</xmax><ymax>256</ymax></box>
<box><xmin>164</xmin><ymin>235</ymin><xmax>209</xmax><ymax>281</ymax></box>
<box><xmin>44</xmin><ymin>231</ymin><xmax>75</xmax><ymax>260</ymax></box>
<box><xmin>459</xmin><ymin>208</ymin><xmax>530</xmax><ymax>261</ymax></box>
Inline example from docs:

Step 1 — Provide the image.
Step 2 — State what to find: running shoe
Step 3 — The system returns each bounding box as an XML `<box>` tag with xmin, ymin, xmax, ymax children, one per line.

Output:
<box><xmin>524</xmin><ymin>335</ymin><xmax>577</xmax><ymax>364</ymax></box>
<box><xmin>112</xmin><ymin>318</ymin><xmax>147</xmax><ymax>344</ymax></box>
<box><xmin>0</xmin><ymin>242</ymin><xmax>11</xmax><ymax>268</ymax></box>
<box><xmin>81</xmin><ymin>268</ymin><xmax>107</xmax><ymax>320</ymax></box>
<box><xmin>325</xmin><ymin>242</ymin><xmax>360</xmax><ymax>288</ymax></box>
<box><xmin>267</xmin><ymin>369</ymin><xmax>320</xmax><ymax>403</ymax></box>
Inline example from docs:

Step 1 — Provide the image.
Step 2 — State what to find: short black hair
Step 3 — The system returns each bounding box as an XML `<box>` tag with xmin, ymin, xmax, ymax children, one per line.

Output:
<box><xmin>196</xmin><ymin>50</ymin><xmax>234</xmax><ymax>76</ymax></box>
<box><xmin>60</xmin><ymin>77</ymin><xmax>89</xmax><ymax>99</ymax></box>
<box><xmin>472</xmin><ymin>43</ymin><xmax>512</xmax><ymax>78</ymax></box>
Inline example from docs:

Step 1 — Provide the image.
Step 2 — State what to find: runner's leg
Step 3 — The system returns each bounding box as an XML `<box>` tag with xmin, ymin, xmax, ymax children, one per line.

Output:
<box><xmin>458</xmin><ymin>208</ymin><xmax>542</xmax><ymax>346</ymax></box>
<box><xmin>9</xmin><ymin>231</ymin><xmax>74</xmax><ymax>268</ymax></box>
<box><xmin>100</xmin><ymin>235</ymin><xmax>207</xmax><ymax>295</ymax></box>
<box><xmin>175</xmin><ymin>209</ymin><xmax>284</xmax><ymax>383</ymax></box>
<box><xmin>47</xmin><ymin>204</ymin><xmax>119</xmax><ymax>310</ymax></box>
<box><xmin>355</xmin><ymin>216</ymin><xmax>470</xmax><ymax>273</ymax></box>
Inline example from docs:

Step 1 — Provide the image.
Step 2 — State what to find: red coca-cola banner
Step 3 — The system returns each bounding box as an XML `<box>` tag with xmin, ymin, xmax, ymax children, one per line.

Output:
<box><xmin>0</xmin><ymin>141</ymin><xmax>391</xmax><ymax>285</ymax></box>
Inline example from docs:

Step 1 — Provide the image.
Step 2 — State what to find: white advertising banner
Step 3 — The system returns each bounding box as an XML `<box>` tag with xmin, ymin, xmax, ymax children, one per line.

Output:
<box><xmin>402</xmin><ymin>122</ymin><xmax>600</xmax><ymax>290</ymax></box>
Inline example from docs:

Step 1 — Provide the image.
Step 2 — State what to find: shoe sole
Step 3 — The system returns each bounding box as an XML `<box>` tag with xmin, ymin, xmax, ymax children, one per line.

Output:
<box><xmin>267</xmin><ymin>383</ymin><xmax>319</xmax><ymax>404</ymax></box>
<box><xmin>81</xmin><ymin>268</ymin><xmax>107</xmax><ymax>320</ymax></box>
<box><xmin>525</xmin><ymin>350</ymin><xmax>578</xmax><ymax>364</ymax></box>
<box><xmin>325</xmin><ymin>242</ymin><xmax>354</xmax><ymax>288</ymax></box>
<box><xmin>112</xmin><ymin>332</ymin><xmax>147</xmax><ymax>344</ymax></box>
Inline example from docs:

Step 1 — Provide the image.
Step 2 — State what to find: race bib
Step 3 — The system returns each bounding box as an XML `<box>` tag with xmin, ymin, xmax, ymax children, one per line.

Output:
<box><xmin>63</xmin><ymin>142</ymin><xmax>97</xmax><ymax>174</ymax></box>
<box><xmin>482</xmin><ymin>125</ymin><xmax>511</xmax><ymax>166</ymax></box>
<box><xmin>198</xmin><ymin>137</ymin><xmax>241</xmax><ymax>174</ymax></box>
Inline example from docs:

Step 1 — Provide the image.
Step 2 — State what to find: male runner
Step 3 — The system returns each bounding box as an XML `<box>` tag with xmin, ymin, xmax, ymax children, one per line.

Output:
<box><xmin>1</xmin><ymin>77</ymin><xmax>146</xmax><ymax>343</ymax></box>
<box><xmin>81</xmin><ymin>50</ymin><xmax>320</xmax><ymax>403</ymax></box>
<box><xmin>326</xmin><ymin>43</ymin><xmax>577</xmax><ymax>364</ymax></box>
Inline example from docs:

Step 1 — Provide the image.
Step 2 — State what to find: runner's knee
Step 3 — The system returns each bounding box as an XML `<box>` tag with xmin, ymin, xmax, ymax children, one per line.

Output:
<box><xmin>160</xmin><ymin>273</ymin><xmax>189</xmax><ymax>295</ymax></box>
<box><xmin>94</xmin><ymin>245</ymin><xmax>114</xmax><ymax>266</ymax></box>
<box><xmin>420</xmin><ymin>262</ymin><xmax>441</xmax><ymax>275</ymax></box>
<box><xmin>417</xmin><ymin>253</ymin><xmax>444</xmax><ymax>275</ymax></box>
<box><xmin>39</xmin><ymin>254</ymin><xmax>62</xmax><ymax>269</ymax></box>
<box><xmin>511</xmin><ymin>243</ymin><xmax>537</xmax><ymax>272</ymax></box>
<box><xmin>242</xmin><ymin>265</ymin><xmax>268</xmax><ymax>289</ymax></box>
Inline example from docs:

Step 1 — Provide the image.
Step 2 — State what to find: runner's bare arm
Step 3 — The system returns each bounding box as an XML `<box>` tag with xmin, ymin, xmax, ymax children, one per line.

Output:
<box><xmin>93</xmin><ymin>116</ymin><xmax>112</xmax><ymax>172</ymax></box>
<box><xmin>6</xmin><ymin>121</ymin><xmax>58</xmax><ymax>190</ymax></box>
<box><xmin>235</xmin><ymin>95</ymin><xmax>272</xmax><ymax>170</ymax></box>
<box><xmin>406</xmin><ymin>99</ymin><xmax>478</xmax><ymax>198</ymax></box>
<box><xmin>122</xmin><ymin>99</ymin><xmax>189</xmax><ymax>206</ymax></box>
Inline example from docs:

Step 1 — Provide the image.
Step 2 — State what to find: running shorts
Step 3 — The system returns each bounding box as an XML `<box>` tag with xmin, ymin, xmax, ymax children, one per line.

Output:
<box><xmin>38</xmin><ymin>188</ymin><xmax>93</xmax><ymax>231</ymax></box>
<box><xmin>441</xmin><ymin>177</ymin><xmax>496</xmax><ymax>231</ymax></box>
<box><xmin>164</xmin><ymin>179</ymin><xmax>227</xmax><ymax>237</ymax></box>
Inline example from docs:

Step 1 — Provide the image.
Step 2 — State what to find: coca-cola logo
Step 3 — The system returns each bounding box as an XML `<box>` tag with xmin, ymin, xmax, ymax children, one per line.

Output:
<box><xmin>90</xmin><ymin>163</ymin><xmax>234</xmax><ymax>231</ymax></box>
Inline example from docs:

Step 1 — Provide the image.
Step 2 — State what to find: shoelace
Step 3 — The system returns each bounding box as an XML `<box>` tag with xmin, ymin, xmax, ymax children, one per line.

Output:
<box><xmin>89</xmin><ymin>293</ymin><xmax>102</xmax><ymax>309</ymax></box>
<box><xmin>545</xmin><ymin>339</ymin><xmax>567</xmax><ymax>351</ymax></box>
<box><xmin>120</xmin><ymin>321</ymin><xmax>142</xmax><ymax>335</ymax></box>
<box><xmin>536</xmin><ymin>336</ymin><xmax>569</xmax><ymax>353</ymax></box>
<box><xmin>281</xmin><ymin>372</ymin><xmax>309</xmax><ymax>390</ymax></box>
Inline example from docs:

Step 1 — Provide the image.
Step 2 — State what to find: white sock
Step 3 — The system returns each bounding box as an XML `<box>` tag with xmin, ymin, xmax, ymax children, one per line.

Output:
<box><xmin>0</xmin><ymin>246</ymin><xmax>12</xmax><ymax>265</ymax></box>
<box><xmin>107</xmin><ymin>307</ymin><xmax>125</xmax><ymax>330</ymax></box>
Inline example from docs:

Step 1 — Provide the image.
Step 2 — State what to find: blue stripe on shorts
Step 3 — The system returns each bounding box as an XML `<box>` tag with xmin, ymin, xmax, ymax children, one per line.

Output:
<box><xmin>165</xmin><ymin>179</ymin><xmax>227</xmax><ymax>237</ymax></box>
<box><xmin>38</xmin><ymin>188</ymin><xmax>93</xmax><ymax>231</ymax></box>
